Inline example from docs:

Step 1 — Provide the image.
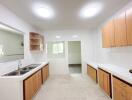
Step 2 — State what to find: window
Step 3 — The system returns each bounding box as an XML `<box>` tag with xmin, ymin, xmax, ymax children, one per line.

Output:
<box><xmin>47</xmin><ymin>41</ymin><xmax>65</xmax><ymax>58</ymax></box>
<box><xmin>53</xmin><ymin>43</ymin><xmax>64</xmax><ymax>54</ymax></box>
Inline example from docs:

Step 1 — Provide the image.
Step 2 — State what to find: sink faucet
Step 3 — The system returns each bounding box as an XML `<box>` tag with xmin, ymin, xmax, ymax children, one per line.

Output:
<box><xmin>18</xmin><ymin>60</ymin><xmax>22</xmax><ymax>71</ymax></box>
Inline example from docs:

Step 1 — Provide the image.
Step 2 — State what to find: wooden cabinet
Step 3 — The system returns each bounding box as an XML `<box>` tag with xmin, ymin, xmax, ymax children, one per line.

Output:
<box><xmin>98</xmin><ymin>68</ymin><xmax>112</xmax><ymax>97</ymax></box>
<box><xmin>42</xmin><ymin>64</ymin><xmax>49</xmax><ymax>84</ymax></box>
<box><xmin>114</xmin><ymin>12</ymin><xmax>127</xmax><ymax>46</ymax></box>
<box><xmin>102</xmin><ymin>8</ymin><xmax>132</xmax><ymax>48</ymax></box>
<box><xmin>87</xmin><ymin>64</ymin><xmax>97</xmax><ymax>83</ymax></box>
<box><xmin>24</xmin><ymin>70</ymin><xmax>42</xmax><ymax>100</ymax></box>
<box><xmin>126</xmin><ymin>8</ymin><xmax>132</xmax><ymax>45</ymax></box>
<box><xmin>98</xmin><ymin>69</ymin><xmax>104</xmax><ymax>88</ymax></box>
<box><xmin>30</xmin><ymin>32</ymin><xmax>44</xmax><ymax>51</ymax></box>
<box><xmin>102</xmin><ymin>19</ymin><xmax>115</xmax><ymax>48</ymax></box>
<box><xmin>113</xmin><ymin>76</ymin><xmax>132</xmax><ymax>100</ymax></box>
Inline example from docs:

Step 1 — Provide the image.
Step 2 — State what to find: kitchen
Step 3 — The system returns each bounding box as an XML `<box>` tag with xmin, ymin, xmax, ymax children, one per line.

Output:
<box><xmin>0</xmin><ymin>0</ymin><xmax>131</xmax><ymax>100</ymax></box>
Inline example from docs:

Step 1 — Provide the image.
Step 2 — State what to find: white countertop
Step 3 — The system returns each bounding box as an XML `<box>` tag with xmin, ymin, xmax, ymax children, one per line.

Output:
<box><xmin>87</xmin><ymin>62</ymin><xmax>99</xmax><ymax>70</ymax></box>
<box><xmin>0</xmin><ymin>61</ymin><xmax>49</xmax><ymax>81</ymax></box>
<box><xmin>98</xmin><ymin>64</ymin><xmax>132</xmax><ymax>84</ymax></box>
<box><xmin>87</xmin><ymin>62</ymin><xmax>132</xmax><ymax>84</ymax></box>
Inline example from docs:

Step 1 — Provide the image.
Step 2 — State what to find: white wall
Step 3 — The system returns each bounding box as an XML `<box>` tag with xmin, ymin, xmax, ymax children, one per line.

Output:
<box><xmin>43</xmin><ymin>30</ymin><xmax>96</xmax><ymax>75</ymax></box>
<box><xmin>68</xmin><ymin>41</ymin><xmax>81</xmax><ymax>64</ymax></box>
<box><xmin>0</xmin><ymin>4</ymin><xmax>45</xmax><ymax>75</ymax></box>
<box><xmin>94</xmin><ymin>30</ymin><xmax>132</xmax><ymax>69</ymax></box>
<box><xmin>94</xmin><ymin>1</ymin><xmax>132</xmax><ymax>69</ymax></box>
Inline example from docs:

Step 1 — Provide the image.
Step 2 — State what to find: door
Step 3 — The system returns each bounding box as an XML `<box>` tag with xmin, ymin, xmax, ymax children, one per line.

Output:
<box><xmin>68</xmin><ymin>41</ymin><xmax>82</xmax><ymax>74</ymax></box>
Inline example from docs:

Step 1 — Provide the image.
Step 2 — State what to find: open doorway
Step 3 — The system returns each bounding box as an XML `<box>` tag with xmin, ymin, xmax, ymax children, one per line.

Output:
<box><xmin>68</xmin><ymin>41</ymin><xmax>81</xmax><ymax>74</ymax></box>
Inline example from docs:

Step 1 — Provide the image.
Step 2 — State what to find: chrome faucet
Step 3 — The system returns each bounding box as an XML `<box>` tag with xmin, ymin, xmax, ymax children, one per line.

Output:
<box><xmin>18</xmin><ymin>60</ymin><xmax>22</xmax><ymax>71</ymax></box>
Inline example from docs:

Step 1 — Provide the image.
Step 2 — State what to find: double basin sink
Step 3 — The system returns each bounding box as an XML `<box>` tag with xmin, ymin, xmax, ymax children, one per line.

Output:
<box><xmin>4</xmin><ymin>64</ymin><xmax>40</xmax><ymax>76</ymax></box>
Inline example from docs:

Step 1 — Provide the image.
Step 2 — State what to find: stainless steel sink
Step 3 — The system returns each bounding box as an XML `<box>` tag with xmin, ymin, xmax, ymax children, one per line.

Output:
<box><xmin>4</xmin><ymin>70</ymin><xmax>29</xmax><ymax>76</ymax></box>
<box><xmin>3</xmin><ymin>64</ymin><xmax>40</xmax><ymax>76</ymax></box>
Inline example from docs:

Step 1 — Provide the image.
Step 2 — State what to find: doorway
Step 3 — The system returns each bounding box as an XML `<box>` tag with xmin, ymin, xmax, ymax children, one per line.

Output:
<box><xmin>68</xmin><ymin>41</ymin><xmax>82</xmax><ymax>74</ymax></box>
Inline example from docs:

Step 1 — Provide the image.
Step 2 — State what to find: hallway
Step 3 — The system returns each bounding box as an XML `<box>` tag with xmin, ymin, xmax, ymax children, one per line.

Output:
<box><xmin>69</xmin><ymin>64</ymin><xmax>82</xmax><ymax>73</ymax></box>
<box><xmin>34</xmin><ymin>74</ymin><xmax>110</xmax><ymax>100</ymax></box>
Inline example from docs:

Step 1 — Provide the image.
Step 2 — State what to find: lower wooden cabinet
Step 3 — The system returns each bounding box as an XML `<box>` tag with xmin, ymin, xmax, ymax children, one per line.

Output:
<box><xmin>87</xmin><ymin>64</ymin><xmax>97</xmax><ymax>83</ymax></box>
<box><xmin>42</xmin><ymin>64</ymin><xmax>49</xmax><ymax>84</ymax></box>
<box><xmin>24</xmin><ymin>70</ymin><xmax>42</xmax><ymax>100</ymax></box>
<box><xmin>23</xmin><ymin>64</ymin><xmax>49</xmax><ymax>100</ymax></box>
<box><xmin>98</xmin><ymin>68</ymin><xmax>112</xmax><ymax>98</ymax></box>
<box><xmin>113</xmin><ymin>76</ymin><xmax>132</xmax><ymax>100</ymax></box>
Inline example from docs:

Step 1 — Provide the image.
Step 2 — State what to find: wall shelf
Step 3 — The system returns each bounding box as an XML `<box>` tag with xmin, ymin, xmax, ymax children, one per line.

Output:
<box><xmin>29</xmin><ymin>32</ymin><xmax>44</xmax><ymax>51</ymax></box>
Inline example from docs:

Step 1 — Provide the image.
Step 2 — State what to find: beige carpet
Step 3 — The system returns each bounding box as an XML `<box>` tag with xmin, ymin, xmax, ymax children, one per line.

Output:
<box><xmin>33</xmin><ymin>74</ymin><xmax>111</xmax><ymax>100</ymax></box>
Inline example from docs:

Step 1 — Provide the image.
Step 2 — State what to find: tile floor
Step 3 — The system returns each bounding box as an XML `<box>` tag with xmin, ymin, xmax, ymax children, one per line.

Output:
<box><xmin>33</xmin><ymin>74</ymin><xmax>110</xmax><ymax>100</ymax></box>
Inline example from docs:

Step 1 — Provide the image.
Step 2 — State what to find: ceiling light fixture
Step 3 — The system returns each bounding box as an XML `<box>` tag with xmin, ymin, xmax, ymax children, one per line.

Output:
<box><xmin>32</xmin><ymin>3</ymin><xmax>54</xmax><ymax>19</ymax></box>
<box><xmin>72</xmin><ymin>35</ymin><xmax>78</xmax><ymax>38</ymax></box>
<box><xmin>80</xmin><ymin>2</ymin><xmax>103</xmax><ymax>18</ymax></box>
<box><xmin>56</xmin><ymin>35</ymin><xmax>61</xmax><ymax>39</ymax></box>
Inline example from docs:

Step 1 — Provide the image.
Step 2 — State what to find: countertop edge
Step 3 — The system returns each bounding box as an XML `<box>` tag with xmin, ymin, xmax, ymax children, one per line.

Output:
<box><xmin>87</xmin><ymin>62</ymin><xmax>132</xmax><ymax>85</ymax></box>
<box><xmin>0</xmin><ymin>61</ymin><xmax>49</xmax><ymax>81</ymax></box>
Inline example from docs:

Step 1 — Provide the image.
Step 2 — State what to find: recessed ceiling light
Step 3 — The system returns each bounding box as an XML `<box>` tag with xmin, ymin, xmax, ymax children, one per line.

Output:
<box><xmin>56</xmin><ymin>35</ymin><xmax>61</xmax><ymax>39</ymax></box>
<box><xmin>32</xmin><ymin>3</ymin><xmax>54</xmax><ymax>19</ymax></box>
<box><xmin>80</xmin><ymin>2</ymin><xmax>103</xmax><ymax>18</ymax></box>
<box><xmin>72</xmin><ymin>35</ymin><xmax>78</xmax><ymax>38</ymax></box>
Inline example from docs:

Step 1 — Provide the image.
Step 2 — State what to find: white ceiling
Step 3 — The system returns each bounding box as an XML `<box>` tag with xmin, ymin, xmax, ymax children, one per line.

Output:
<box><xmin>0</xmin><ymin>0</ymin><xmax>131</xmax><ymax>30</ymax></box>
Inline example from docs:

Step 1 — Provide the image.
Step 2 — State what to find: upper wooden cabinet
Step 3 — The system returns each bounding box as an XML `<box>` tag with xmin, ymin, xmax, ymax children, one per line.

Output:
<box><xmin>126</xmin><ymin>8</ymin><xmax>132</xmax><ymax>45</ymax></box>
<box><xmin>102</xmin><ymin>19</ymin><xmax>115</xmax><ymax>48</ymax></box>
<box><xmin>114</xmin><ymin>12</ymin><xmax>127</xmax><ymax>46</ymax></box>
<box><xmin>30</xmin><ymin>32</ymin><xmax>44</xmax><ymax>51</ymax></box>
<box><xmin>102</xmin><ymin>8</ymin><xmax>132</xmax><ymax>48</ymax></box>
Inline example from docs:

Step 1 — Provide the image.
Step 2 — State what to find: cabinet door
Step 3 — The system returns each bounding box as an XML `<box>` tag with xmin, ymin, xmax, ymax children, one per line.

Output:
<box><xmin>126</xmin><ymin>8</ymin><xmax>132</xmax><ymax>45</ymax></box>
<box><xmin>103</xmin><ymin>72</ymin><xmax>111</xmax><ymax>96</ymax></box>
<box><xmin>46</xmin><ymin>65</ymin><xmax>49</xmax><ymax>78</ymax></box>
<box><xmin>87</xmin><ymin>65</ymin><xmax>97</xmax><ymax>82</ymax></box>
<box><xmin>113</xmin><ymin>77</ymin><xmax>130</xmax><ymax>100</ymax></box>
<box><xmin>24</xmin><ymin>70</ymin><xmax>42</xmax><ymax>100</ymax></box>
<box><xmin>113</xmin><ymin>86</ymin><xmax>125</xmax><ymax>100</ymax></box>
<box><xmin>98</xmin><ymin>69</ymin><xmax>104</xmax><ymax>89</ymax></box>
<box><xmin>102</xmin><ymin>19</ymin><xmax>115</xmax><ymax>48</ymax></box>
<box><xmin>35</xmin><ymin>70</ymin><xmax>42</xmax><ymax>94</ymax></box>
<box><xmin>98</xmin><ymin>69</ymin><xmax>111</xmax><ymax>97</ymax></box>
<box><xmin>24</xmin><ymin>76</ymin><xmax>34</xmax><ymax>100</ymax></box>
<box><xmin>127</xmin><ymin>85</ymin><xmax>132</xmax><ymax>100</ymax></box>
<box><xmin>114</xmin><ymin>12</ymin><xmax>127</xmax><ymax>46</ymax></box>
<box><xmin>42</xmin><ymin>67</ymin><xmax>47</xmax><ymax>83</ymax></box>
